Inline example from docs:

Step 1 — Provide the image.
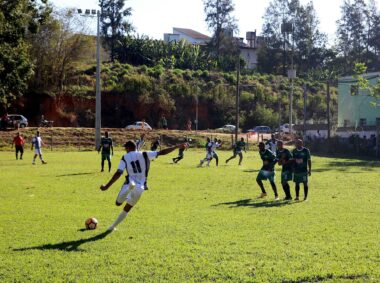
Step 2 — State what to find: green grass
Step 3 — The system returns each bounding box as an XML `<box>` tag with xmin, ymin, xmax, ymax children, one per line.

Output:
<box><xmin>0</xmin><ymin>149</ymin><xmax>379</xmax><ymax>282</ymax></box>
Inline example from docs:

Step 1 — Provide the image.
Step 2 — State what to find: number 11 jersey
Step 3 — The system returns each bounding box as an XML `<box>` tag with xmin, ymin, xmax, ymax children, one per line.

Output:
<box><xmin>117</xmin><ymin>151</ymin><xmax>158</xmax><ymax>187</ymax></box>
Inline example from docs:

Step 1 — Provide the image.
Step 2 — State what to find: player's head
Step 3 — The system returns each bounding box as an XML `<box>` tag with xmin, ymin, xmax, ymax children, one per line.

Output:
<box><xmin>207</xmin><ymin>137</ymin><xmax>210</xmax><ymax>142</ymax></box>
<box><xmin>16</xmin><ymin>132</ymin><xmax>20</xmax><ymax>136</ymax></box>
<box><xmin>218</xmin><ymin>139</ymin><xmax>222</xmax><ymax>143</ymax></box>
<box><xmin>240</xmin><ymin>137</ymin><xmax>244</xmax><ymax>142</ymax></box>
<box><xmin>277</xmin><ymin>140</ymin><xmax>284</xmax><ymax>149</ymax></box>
<box><xmin>124</xmin><ymin>141</ymin><xmax>136</xmax><ymax>152</ymax></box>
<box><xmin>258</xmin><ymin>142</ymin><xmax>265</xmax><ymax>151</ymax></box>
<box><xmin>214</xmin><ymin>138</ymin><xmax>217</xmax><ymax>142</ymax></box>
<box><xmin>295</xmin><ymin>139</ymin><xmax>303</xmax><ymax>149</ymax></box>
<box><xmin>104</xmin><ymin>131</ymin><xmax>109</xmax><ymax>138</ymax></box>
<box><xmin>271</xmin><ymin>134</ymin><xmax>275</xmax><ymax>139</ymax></box>
<box><xmin>36</xmin><ymin>130</ymin><xmax>40</xmax><ymax>136</ymax></box>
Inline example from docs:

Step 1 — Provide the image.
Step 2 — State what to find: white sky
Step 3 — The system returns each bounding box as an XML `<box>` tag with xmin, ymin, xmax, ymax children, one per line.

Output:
<box><xmin>51</xmin><ymin>0</ymin><xmax>380</xmax><ymax>44</ymax></box>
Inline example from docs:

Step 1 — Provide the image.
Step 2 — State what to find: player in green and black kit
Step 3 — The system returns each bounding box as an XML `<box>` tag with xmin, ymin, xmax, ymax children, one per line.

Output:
<box><xmin>276</xmin><ymin>140</ymin><xmax>293</xmax><ymax>200</ymax></box>
<box><xmin>98</xmin><ymin>131</ymin><xmax>114</xmax><ymax>172</ymax></box>
<box><xmin>292</xmin><ymin>139</ymin><xmax>311</xmax><ymax>201</ymax></box>
<box><xmin>256</xmin><ymin>142</ymin><xmax>279</xmax><ymax>200</ymax></box>
<box><xmin>226</xmin><ymin>137</ymin><xmax>246</xmax><ymax>165</ymax></box>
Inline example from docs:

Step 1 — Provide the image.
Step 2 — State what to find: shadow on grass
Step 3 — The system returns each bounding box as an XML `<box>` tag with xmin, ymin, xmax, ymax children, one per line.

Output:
<box><xmin>243</xmin><ymin>169</ymin><xmax>260</xmax><ymax>173</ymax></box>
<box><xmin>281</xmin><ymin>272</ymin><xmax>368</xmax><ymax>283</ymax></box>
<box><xmin>56</xmin><ymin>172</ymin><xmax>96</xmax><ymax>177</ymax></box>
<box><xmin>214</xmin><ymin>198</ymin><xmax>297</xmax><ymax>209</ymax></box>
<box><xmin>309</xmin><ymin>160</ymin><xmax>380</xmax><ymax>173</ymax></box>
<box><xmin>13</xmin><ymin>230</ymin><xmax>112</xmax><ymax>252</ymax></box>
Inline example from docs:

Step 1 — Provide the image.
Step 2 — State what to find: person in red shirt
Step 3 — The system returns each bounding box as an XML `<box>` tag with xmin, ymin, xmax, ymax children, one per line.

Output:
<box><xmin>12</xmin><ymin>132</ymin><xmax>25</xmax><ymax>160</ymax></box>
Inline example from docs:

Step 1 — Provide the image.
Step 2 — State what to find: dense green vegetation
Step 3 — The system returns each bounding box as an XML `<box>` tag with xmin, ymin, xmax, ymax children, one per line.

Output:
<box><xmin>1</xmin><ymin>150</ymin><xmax>379</xmax><ymax>282</ymax></box>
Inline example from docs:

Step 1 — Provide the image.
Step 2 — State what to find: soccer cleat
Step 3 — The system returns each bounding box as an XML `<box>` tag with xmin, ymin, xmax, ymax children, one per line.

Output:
<box><xmin>42</xmin><ymin>161</ymin><xmax>47</xmax><ymax>164</ymax></box>
<box><xmin>295</xmin><ymin>197</ymin><xmax>300</xmax><ymax>201</ymax></box>
<box><xmin>284</xmin><ymin>197</ymin><xmax>292</xmax><ymax>201</ymax></box>
<box><xmin>107</xmin><ymin>226</ymin><xmax>117</xmax><ymax>232</ymax></box>
<box><xmin>258</xmin><ymin>193</ymin><xmax>267</xmax><ymax>198</ymax></box>
<box><xmin>303</xmin><ymin>197</ymin><xmax>308</xmax><ymax>202</ymax></box>
<box><xmin>274</xmin><ymin>196</ymin><xmax>280</xmax><ymax>201</ymax></box>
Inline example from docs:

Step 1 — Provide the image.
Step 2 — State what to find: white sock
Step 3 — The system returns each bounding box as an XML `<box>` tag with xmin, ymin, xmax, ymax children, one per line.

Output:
<box><xmin>109</xmin><ymin>210</ymin><xmax>128</xmax><ymax>230</ymax></box>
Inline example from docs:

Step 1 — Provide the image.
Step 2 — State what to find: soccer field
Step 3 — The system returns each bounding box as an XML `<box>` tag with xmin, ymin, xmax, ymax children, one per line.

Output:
<box><xmin>0</xmin><ymin>150</ymin><xmax>379</xmax><ymax>282</ymax></box>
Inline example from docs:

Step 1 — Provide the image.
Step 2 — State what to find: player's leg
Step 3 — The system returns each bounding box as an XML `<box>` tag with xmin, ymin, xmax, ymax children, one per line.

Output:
<box><xmin>38</xmin><ymin>150</ymin><xmax>46</xmax><ymax>164</ymax></box>
<box><xmin>295</xmin><ymin>183</ymin><xmax>300</xmax><ymax>200</ymax></box>
<box><xmin>281</xmin><ymin>171</ymin><xmax>292</xmax><ymax>200</ymax></box>
<box><xmin>303</xmin><ymin>181</ymin><xmax>309</xmax><ymax>201</ymax></box>
<box><xmin>226</xmin><ymin>152</ymin><xmax>236</xmax><ymax>164</ymax></box>
<box><xmin>176</xmin><ymin>155</ymin><xmax>183</xmax><ymax>163</ymax></box>
<box><xmin>268</xmin><ymin>173</ymin><xmax>279</xmax><ymax>200</ymax></box>
<box><xmin>214</xmin><ymin>153</ymin><xmax>219</xmax><ymax>166</ymax></box>
<box><xmin>256</xmin><ymin>171</ymin><xmax>267</xmax><ymax>197</ymax></box>
<box><xmin>20</xmin><ymin>146</ymin><xmax>24</xmax><ymax>160</ymax></box>
<box><xmin>238</xmin><ymin>153</ymin><xmax>243</xmax><ymax>165</ymax></box>
<box><xmin>15</xmin><ymin>146</ymin><xmax>19</xmax><ymax>160</ymax></box>
<box><xmin>101</xmin><ymin>154</ymin><xmax>105</xmax><ymax>172</ymax></box>
<box><xmin>109</xmin><ymin>185</ymin><xmax>141</xmax><ymax>231</ymax></box>
<box><xmin>107</xmin><ymin>155</ymin><xmax>111</xmax><ymax>172</ymax></box>
<box><xmin>32</xmin><ymin>152</ymin><xmax>38</xmax><ymax>164</ymax></box>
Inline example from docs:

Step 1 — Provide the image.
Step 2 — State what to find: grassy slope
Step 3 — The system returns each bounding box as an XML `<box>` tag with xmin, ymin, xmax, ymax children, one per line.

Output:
<box><xmin>0</xmin><ymin>149</ymin><xmax>379</xmax><ymax>282</ymax></box>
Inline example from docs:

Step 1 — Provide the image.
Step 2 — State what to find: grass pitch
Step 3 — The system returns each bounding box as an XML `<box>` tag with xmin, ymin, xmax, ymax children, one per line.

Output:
<box><xmin>0</xmin><ymin>149</ymin><xmax>379</xmax><ymax>282</ymax></box>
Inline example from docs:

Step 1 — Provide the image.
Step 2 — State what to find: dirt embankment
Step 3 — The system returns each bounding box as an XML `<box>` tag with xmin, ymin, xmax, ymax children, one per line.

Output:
<box><xmin>0</xmin><ymin>127</ymin><xmax>268</xmax><ymax>151</ymax></box>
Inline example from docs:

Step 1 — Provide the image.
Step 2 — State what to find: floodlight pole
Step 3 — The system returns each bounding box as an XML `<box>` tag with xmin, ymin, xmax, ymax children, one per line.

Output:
<box><xmin>95</xmin><ymin>10</ymin><xmax>101</xmax><ymax>149</ymax></box>
<box><xmin>235</xmin><ymin>57</ymin><xmax>240</xmax><ymax>142</ymax></box>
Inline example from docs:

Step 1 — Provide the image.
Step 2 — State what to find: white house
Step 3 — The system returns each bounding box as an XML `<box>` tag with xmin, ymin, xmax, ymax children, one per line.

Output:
<box><xmin>164</xmin><ymin>28</ymin><xmax>211</xmax><ymax>45</ymax></box>
<box><xmin>164</xmin><ymin>28</ymin><xmax>261</xmax><ymax>69</ymax></box>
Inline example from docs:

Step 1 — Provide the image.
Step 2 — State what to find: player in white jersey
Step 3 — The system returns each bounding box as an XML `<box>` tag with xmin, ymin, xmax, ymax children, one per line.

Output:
<box><xmin>198</xmin><ymin>137</ymin><xmax>213</xmax><ymax>167</ymax></box>
<box><xmin>31</xmin><ymin>131</ymin><xmax>47</xmax><ymax>165</ymax></box>
<box><xmin>136</xmin><ymin>133</ymin><xmax>145</xmax><ymax>151</ymax></box>
<box><xmin>100</xmin><ymin>140</ymin><xmax>182</xmax><ymax>231</ymax></box>
<box><xmin>210</xmin><ymin>138</ymin><xmax>222</xmax><ymax>166</ymax></box>
<box><xmin>265</xmin><ymin>134</ymin><xmax>277</xmax><ymax>153</ymax></box>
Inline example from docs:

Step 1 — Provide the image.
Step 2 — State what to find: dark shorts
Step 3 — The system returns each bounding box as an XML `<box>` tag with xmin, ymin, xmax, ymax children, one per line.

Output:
<box><xmin>281</xmin><ymin>171</ymin><xmax>293</xmax><ymax>183</ymax></box>
<box><xmin>15</xmin><ymin>145</ymin><xmax>24</xmax><ymax>153</ymax></box>
<box><xmin>256</xmin><ymin>170</ymin><xmax>275</xmax><ymax>182</ymax></box>
<box><xmin>102</xmin><ymin>153</ymin><xmax>111</xmax><ymax>161</ymax></box>
<box><xmin>293</xmin><ymin>172</ymin><xmax>308</xmax><ymax>183</ymax></box>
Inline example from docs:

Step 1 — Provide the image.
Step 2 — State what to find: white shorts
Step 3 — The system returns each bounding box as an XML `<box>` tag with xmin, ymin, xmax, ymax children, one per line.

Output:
<box><xmin>34</xmin><ymin>149</ymin><xmax>42</xmax><ymax>155</ymax></box>
<box><xmin>116</xmin><ymin>181</ymin><xmax>144</xmax><ymax>206</ymax></box>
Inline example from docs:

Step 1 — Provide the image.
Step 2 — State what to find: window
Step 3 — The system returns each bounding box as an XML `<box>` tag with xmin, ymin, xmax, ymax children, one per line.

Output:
<box><xmin>359</xmin><ymin>118</ymin><xmax>367</xmax><ymax>127</ymax></box>
<box><xmin>350</xmin><ymin>85</ymin><xmax>359</xmax><ymax>96</ymax></box>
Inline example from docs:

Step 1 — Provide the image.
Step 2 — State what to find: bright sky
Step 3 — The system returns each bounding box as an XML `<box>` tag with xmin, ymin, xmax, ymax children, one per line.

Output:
<box><xmin>51</xmin><ymin>0</ymin><xmax>380</xmax><ymax>44</ymax></box>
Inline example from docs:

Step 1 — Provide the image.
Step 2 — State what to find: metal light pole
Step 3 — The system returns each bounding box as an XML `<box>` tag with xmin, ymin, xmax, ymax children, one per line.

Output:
<box><xmin>95</xmin><ymin>10</ymin><xmax>101</xmax><ymax>149</ymax></box>
<box><xmin>77</xmin><ymin>9</ymin><xmax>101</xmax><ymax>149</ymax></box>
<box><xmin>235</xmin><ymin>57</ymin><xmax>240</xmax><ymax>142</ymax></box>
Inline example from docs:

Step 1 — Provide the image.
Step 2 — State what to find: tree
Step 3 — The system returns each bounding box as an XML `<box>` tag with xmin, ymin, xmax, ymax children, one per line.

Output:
<box><xmin>260</xmin><ymin>0</ymin><xmax>327</xmax><ymax>76</ymax></box>
<box><xmin>28</xmin><ymin>9</ymin><xmax>93</xmax><ymax>93</ymax></box>
<box><xmin>99</xmin><ymin>0</ymin><xmax>133</xmax><ymax>62</ymax></box>
<box><xmin>204</xmin><ymin>0</ymin><xmax>239</xmax><ymax>70</ymax></box>
<box><xmin>336</xmin><ymin>0</ymin><xmax>367</xmax><ymax>74</ymax></box>
<box><xmin>0</xmin><ymin>0</ymin><xmax>50</xmax><ymax>108</ymax></box>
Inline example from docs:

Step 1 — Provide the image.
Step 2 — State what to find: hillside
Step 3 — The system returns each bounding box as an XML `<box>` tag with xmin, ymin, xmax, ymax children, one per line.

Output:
<box><xmin>15</xmin><ymin>64</ymin><xmax>337</xmax><ymax>130</ymax></box>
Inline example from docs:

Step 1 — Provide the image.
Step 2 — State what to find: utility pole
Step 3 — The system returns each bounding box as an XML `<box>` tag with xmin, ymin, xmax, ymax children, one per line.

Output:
<box><xmin>326</xmin><ymin>80</ymin><xmax>331</xmax><ymax>139</ymax></box>
<box><xmin>194</xmin><ymin>84</ymin><xmax>199</xmax><ymax>132</ymax></box>
<box><xmin>303</xmin><ymin>84</ymin><xmax>307</xmax><ymax>137</ymax></box>
<box><xmin>77</xmin><ymin>8</ymin><xmax>102</xmax><ymax>149</ymax></box>
<box><xmin>235</xmin><ymin>57</ymin><xmax>240</xmax><ymax>142</ymax></box>
<box><xmin>95</xmin><ymin>10</ymin><xmax>101</xmax><ymax>149</ymax></box>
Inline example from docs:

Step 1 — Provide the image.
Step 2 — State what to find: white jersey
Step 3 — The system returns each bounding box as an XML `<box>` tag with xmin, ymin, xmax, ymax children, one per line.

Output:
<box><xmin>136</xmin><ymin>139</ymin><xmax>145</xmax><ymax>151</ymax></box>
<box><xmin>32</xmin><ymin>136</ymin><xmax>42</xmax><ymax>149</ymax></box>
<box><xmin>266</xmin><ymin>139</ymin><xmax>277</xmax><ymax>153</ymax></box>
<box><xmin>211</xmin><ymin>141</ymin><xmax>220</xmax><ymax>152</ymax></box>
<box><xmin>117</xmin><ymin>151</ymin><xmax>158</xmax><ymax>187</ymax></box>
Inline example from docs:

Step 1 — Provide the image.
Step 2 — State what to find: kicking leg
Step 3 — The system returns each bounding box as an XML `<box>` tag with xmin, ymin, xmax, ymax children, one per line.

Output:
<box><xmin>108</xmin><ymin>204</ymin><xmax>133</xmax><ymax>231</ymax></box>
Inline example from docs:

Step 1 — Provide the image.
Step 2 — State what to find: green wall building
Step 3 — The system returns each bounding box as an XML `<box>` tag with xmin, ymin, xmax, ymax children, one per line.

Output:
<box><xmin>338</xmin><ymin>72</ymin><xmax>380</xmax><ymax>128</ymax></box>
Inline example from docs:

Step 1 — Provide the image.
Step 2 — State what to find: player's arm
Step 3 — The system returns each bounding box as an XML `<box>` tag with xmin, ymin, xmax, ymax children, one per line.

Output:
<box><xmin>98</xmin><ymin>144</ymin><xmax>102</xmax><ymax>153</ymax></box>
<box><xmin>111</xmin><ymin>141</ymin><xmax>114</xmax><ymax>155</ymax></box>
<box><xmin>158</xmin><ymin>144</ymin><xmax>182</xmax><ymax>156</ymax></box>
<box><xmin>308</xmin><ymin>159</ymin><xmax>311</xmax><ymax>176</ymax></box>
<box><xmin>31</xmin><ymin>140</ymin><xmax>34</xmax><ymax>150</ymax></box>
<box><xmin>100</xmin><ymin>170</ymin><xmax>123</xmax><ymax>191</ymax></box>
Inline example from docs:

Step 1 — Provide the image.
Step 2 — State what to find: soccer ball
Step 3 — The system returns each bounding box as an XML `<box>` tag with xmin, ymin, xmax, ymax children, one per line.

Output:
<box><xmin>85</xmin><ymin>217</ymin><xmax>98</xmax><ymax>230</ymax></box>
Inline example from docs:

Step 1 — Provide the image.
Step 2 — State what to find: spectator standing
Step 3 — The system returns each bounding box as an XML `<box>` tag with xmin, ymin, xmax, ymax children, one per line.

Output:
<box><xmin>12</xmin><ymin>132</ymin><xmax>25</xmax><ymax>160</ymax></box>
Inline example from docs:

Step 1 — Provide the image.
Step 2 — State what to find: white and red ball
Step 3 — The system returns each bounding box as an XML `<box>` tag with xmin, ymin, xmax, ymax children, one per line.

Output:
<box><xmin>85</xmin><ymin>217</ymin><xmax>98</xmax><ymax>230</ymax></box>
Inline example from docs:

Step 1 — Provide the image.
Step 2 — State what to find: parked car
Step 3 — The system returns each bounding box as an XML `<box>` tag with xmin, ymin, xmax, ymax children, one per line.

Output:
<box><xmin>247</xmin><ymin>126</ymin><xmax>272</xmax><ymax>134</ymax></box>
<box><xmin>126</xmin><ymin>121</ymin><xmax>152</xmax><ymax>130</ymax></box>
<box><xmin>216</xmin><ymin>124</ymin><xmax>236</xmax><ymax>133</ymax></box>
<box><xmin>1</xmin><ymin>114</ymin><xmax>28</xmax><ymax>129</ymax></box>
<box><xmin>278</xmin><ymin>123</ymin><xmax>295</xmax><ymax>133</ymax></box>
